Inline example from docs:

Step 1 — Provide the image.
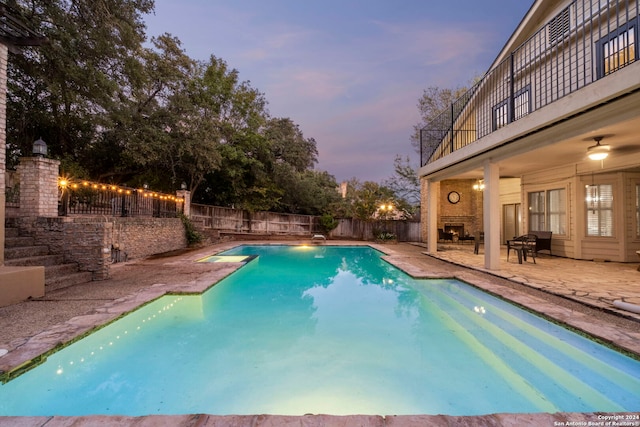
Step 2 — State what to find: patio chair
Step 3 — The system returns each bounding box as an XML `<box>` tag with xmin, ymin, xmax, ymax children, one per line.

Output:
<box><xmin>507</xmin><ymin>234</ymin><xmax>537</xmax><ymax>264</ymax></box>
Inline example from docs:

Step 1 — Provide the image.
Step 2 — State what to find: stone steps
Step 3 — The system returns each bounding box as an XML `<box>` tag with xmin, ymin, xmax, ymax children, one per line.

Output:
<box><xmin>3</xmin><ymin>226</ymin><xmax>93</xmax><ymax>290</ymax></box>
<box><xmin>4</xmin><ymin>227</ymin><xmax>19</xmax><ymax>238</ymax></box>
<box><xmin>4</xmin><ymin>244</ymin><xmax>50</xmax><ymax>259</ymax></box>
<box><xmin>4</xmin><ymin>235</ymin><xmax>36</xmax><ymax>248</ymax></box>
<box><xmin>4</xmin><ymin>253</ymin><xmax>65</xmax><ymax>267</ymax></box>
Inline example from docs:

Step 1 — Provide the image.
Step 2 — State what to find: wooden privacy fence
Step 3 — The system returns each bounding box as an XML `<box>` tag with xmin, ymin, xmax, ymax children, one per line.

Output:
<box><xmin>190</xmin><ymin>203</ymin><xmax>421</xmax><ymax>242</ymax></box>
<box><xmin>190</xmin><ymin>204</ymin><xmax>321</xmax><ymax>235</ymax></box>
<box><xmin>331</xmin><ymin>218</ymin><xmax>421</xmax><ymax>242</ymax></box>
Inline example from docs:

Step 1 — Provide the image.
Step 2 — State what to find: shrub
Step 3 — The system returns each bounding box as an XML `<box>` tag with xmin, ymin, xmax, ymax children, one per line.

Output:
<box><xmin>180</xmin><ymin>214</ymin><xmax>202</xmax><ymax>245</ymax></box>
<box><xmin>318</xmin><ymin>213</ymin><xmax>339</xmax><ymax>235</ymax></box>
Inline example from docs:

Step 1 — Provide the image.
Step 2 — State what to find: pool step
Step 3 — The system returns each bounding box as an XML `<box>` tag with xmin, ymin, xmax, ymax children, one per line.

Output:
<box><xmin>425</xmin><ymin>283</ymin><xmax>630</xmax><ymax>410</ymax></box>
<box><xmin>3</xmin><ymin>226</ymin><xmax>93</xmax><ymax>291</ymax></box>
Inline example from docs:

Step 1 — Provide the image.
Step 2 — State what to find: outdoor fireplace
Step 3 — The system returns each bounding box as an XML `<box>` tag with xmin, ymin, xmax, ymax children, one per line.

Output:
<box><xmin>445</xmin><ymin>223</ymin><xmax>464</xmax><ymax>237</ymax></box>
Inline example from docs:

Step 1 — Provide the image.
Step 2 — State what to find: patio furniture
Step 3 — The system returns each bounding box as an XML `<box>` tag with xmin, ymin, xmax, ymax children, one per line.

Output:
<box><xmin>528</xmin><ymin>230</ymin><xmax>552</xmax><ymax>256</ymax></box>
<box><xmin>507</xmin><ymin>234</ymin><xmax>537</xmax><ymax>264</ymax></box>
<box><xmin>459</xmin><ymin>234</ymin><xmax>475</xmax><ymax>244</ymax></box>
<box><xmin>438</xmin><ymin>228</ymin><xmax>454</xmax><ymax>243</ymax></box>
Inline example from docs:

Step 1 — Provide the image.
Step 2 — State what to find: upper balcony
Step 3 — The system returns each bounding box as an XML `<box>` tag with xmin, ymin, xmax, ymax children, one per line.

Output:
<box><xmin>420</xmin><ymin>0</ymin><xmax>639</xmax><ymax>171</ymax></box>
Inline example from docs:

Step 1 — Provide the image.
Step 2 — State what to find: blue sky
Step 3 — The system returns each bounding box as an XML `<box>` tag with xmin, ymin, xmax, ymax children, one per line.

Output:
<box><xmin>143</xmin><ymin>1</ymin><xmax>533</xmax><ymax>183</ymax></box>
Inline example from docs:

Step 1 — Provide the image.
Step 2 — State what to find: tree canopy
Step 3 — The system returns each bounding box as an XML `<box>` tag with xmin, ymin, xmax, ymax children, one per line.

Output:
<box><xmin>410</xmin><ymin>85</ymin><xmax>470</xmax><ymax>152</ymax></box>
<box><xmin>6</xmin><ymin>0</ymin><xmax>348</xmax><ymax>216</ymax></box>
<box><xmin>6</xmin><ymin>0</ymin><xmax>428</xmax><ymax>220</ymax></box>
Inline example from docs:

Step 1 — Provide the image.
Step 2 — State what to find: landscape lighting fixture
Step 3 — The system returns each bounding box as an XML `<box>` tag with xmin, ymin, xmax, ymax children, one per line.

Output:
<box><xmin>587</xmin><ymin>136</ymin><xmax>610</xmax><ymax>161</ymax></box>
<box><xmin>32</xmin><ymin>137</ymin><xmax>47</xmax><ymax>157</ymax></box>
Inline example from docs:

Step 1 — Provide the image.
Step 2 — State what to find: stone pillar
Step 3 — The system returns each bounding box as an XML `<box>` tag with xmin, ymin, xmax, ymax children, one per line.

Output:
<box><xmin>0</xmin><ymin>43</ymin><xmax>7</xmax><ymax>265</ymax></box>
<box><xmin>176</xmin><ymin>189</ymin><xmax>191</xmax><ymax>218</ymax></box>
<box><xmin>17</xmin><ymin>156</ymin><xmax>61</xmax><ymax>218</ymax></box>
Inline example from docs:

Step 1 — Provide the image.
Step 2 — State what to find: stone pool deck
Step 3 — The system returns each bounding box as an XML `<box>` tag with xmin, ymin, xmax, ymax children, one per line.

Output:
<box><xmin>0</xmin><ymin>240</ymin><xmax>639</xmax><ymax>426</ymax></box>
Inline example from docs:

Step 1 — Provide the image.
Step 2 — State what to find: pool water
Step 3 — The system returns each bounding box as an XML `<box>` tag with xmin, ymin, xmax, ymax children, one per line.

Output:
<box><xmin>0</xmin><ymin>245</ymin><xmax>638</xmax><ymax>416</ymax></box>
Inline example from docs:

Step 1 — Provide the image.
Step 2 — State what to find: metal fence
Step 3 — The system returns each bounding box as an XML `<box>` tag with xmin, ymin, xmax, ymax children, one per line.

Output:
<box><xmin>59</xmin><ymin>181</ymin><xmax>184</xmax><ymax>217</ymax></box>
<box><xmin>421</xmin><ymin>0</ymin><xmax>640</xmax><ymax>166</ymax></box>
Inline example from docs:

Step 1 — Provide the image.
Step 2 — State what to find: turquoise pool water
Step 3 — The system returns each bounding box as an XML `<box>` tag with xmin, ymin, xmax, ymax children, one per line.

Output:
<box><xmin>0</xmin><ymin>245</ymin><xmax>638</xmax><ymax>416</ymax></box>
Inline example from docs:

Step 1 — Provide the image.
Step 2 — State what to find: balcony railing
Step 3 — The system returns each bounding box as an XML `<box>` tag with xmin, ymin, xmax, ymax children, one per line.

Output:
<box><xmin>58</xmin><ymin>180</ymin><xmax>184</xmax><ymax>218</ymax></box>
<box><xmin>421</xmin><ymin>0</ymin><xmax>639</xmax><ymax>167</ymax></box>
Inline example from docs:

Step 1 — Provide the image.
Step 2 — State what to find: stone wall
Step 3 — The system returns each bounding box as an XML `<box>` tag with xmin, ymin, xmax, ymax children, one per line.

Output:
<box><xmin>110</xmin><ymin>217</ymin><xmax>187</xmax><ymax>261</ymax></box>
<box><xmin>10</xmin><ymin>216</ymin><xmax>186</xmax><ymax>280</ymax></box>
<box><xmin>439</xmin><ymin>179</ymin><xmax>483</xmax><ymax>238</ymax></box>
<box><xmin>420</xmin><ymin>178</ymin><xmax>484</xmax><ymax>242</ymax></box>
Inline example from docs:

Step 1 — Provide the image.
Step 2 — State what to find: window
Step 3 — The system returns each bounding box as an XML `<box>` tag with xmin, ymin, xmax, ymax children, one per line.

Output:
<box><xmin>597</xmin><ymin>25</ymin><xmax>637</xmax><ymax>78</ymax></box>
<box><xmin>528</xmin><ymin>191</ymin><xmax>545</xmax><ymax>231</ymax></box>
<box><xmin>528</xmin><ymin>189</ymin><xmax>566</xmax><ymax>235</ymax></box>
<box><xmin>492</xmin><ymin>85</ymin><xmax>530</xmax><ymax>131</ymax></box>
<box><xmin>492</xmin><ymin>100</ymin><xmax>508</xmax><ymax>131</ymax></box>
<box><xmin>514</xmin><ymin>87</ymin><xmax>530</xmax><ymax>120</ymax></box>
<box><xmin>585</xmin><ymin>184</ymin><xmax>613</xmax><ymax>236</ymax></box>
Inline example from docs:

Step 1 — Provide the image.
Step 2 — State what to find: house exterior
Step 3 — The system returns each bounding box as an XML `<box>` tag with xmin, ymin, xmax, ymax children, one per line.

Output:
<box><xmin>418</xmin><ymin>0</ymin><xmax>640</xmax><ymax>269</ymax></box>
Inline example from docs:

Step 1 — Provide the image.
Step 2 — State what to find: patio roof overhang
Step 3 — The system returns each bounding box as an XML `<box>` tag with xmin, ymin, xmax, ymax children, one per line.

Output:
<box><xmin>0</xmin><ymin>3</ymin><xmax>47</xmax><ymax>51</ymax></box>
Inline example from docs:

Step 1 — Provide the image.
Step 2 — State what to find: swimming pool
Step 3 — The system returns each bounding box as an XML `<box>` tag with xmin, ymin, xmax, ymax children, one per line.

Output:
<box><xmin>0</xmin><ymin>245</ymin><xmax>638</xmax><ymax>416</ymax></box>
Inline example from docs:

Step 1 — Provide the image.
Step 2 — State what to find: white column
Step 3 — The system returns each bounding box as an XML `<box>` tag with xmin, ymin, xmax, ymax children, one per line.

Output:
<box><xmin>483</xmin><ymin>160</ymin><xmax>500</xmax><ymax>270</ymax></box>
<box><xmin>426</xmin><ymin>180</ymin><xmax>439</xmax><ymax>253</ymax></box>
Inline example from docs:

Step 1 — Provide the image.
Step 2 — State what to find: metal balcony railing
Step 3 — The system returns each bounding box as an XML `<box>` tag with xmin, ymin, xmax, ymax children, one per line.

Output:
<box><xmin>421</xmin><ymin>0</ymin><xmax>639</xmax><ymax>167</ymax></box>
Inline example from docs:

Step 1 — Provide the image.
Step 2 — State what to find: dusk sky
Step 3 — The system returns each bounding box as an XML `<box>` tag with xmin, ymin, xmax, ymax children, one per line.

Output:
<box><xmin>143</xmin><ymin>1</ymin><xmax>534</xmax><ymax>183</ymax></box>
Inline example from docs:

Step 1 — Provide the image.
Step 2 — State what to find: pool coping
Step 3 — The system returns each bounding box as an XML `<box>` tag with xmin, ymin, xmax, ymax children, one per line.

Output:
<box><xmin>1</xmin><ymin>412</ymin><xmax>636</xmax><ymax>426</ymax></box>
<box><xmin>1</xmin><ymin>241</ymin><xmax>639</xmax><ymax>426</ymax></box>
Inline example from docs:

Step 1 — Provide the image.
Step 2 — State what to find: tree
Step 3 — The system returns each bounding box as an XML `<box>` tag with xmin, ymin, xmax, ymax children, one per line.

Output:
<box><xmin>410</xmin><ymin>85</ymin><xmax>470</xmax><ymax>152</ymax></box>
<box><xmin>274</xmin><ymin>169</ymin><xmax>340</xmax><ymax>215</ymax></box>
<box><xmin>98</xmin><ymin>34</ymin><xmax>198</xmax><ymax>188</ymax></box>
<box><xmin>331</xmin><ymin>179</ymin><xmax>396</xmax><ymax>221</ymax></box>
<box><xmin>384</xmin><ymin>155</ymin><xmax>420</xmax><ymax>212</ymax></box>
<box><xmin>7</xmin><ymin>0</ymin><xmax>342</xmax><ymax>216</ymax></box>
<box><xmin>264</xmin><ymin>117</ymin><xmax>318</xmax><ymax>172</ymax></box>
<box><xmin>7</xmin><ymin>0</ymin><xmax>154</xmax><ymax>170</ymax></box>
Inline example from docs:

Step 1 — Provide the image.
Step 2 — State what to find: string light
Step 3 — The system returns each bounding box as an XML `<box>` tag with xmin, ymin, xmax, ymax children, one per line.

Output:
<box><xmin>57</xmin><ymin>178</ymin><xmax>184</xmax><ymax>203</ymax></box>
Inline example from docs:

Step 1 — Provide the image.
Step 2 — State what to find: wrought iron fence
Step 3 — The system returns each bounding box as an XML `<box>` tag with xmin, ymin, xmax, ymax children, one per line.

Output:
<box><xmin>58</xmin><ymin>181</ymin><xmax>184</xmax><ymax>217</ymax></box>
<box><xmin>421</xmin><ymin>0</ymin><xmax>639</xmax><ymax>166</ymax></box>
